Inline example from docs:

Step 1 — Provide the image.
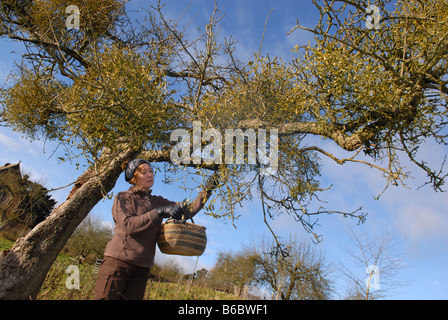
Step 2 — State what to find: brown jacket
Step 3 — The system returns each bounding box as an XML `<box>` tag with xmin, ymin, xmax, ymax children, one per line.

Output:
<box><xmin>103</xmin><ymin>187</ymin><xmax>210</xmax><ymax>267</ymax></box>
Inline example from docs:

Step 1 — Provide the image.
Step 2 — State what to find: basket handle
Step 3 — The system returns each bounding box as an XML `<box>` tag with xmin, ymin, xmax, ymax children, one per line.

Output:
<box><xmin>182</xmin><ymin>215</ymin><xmax>195</xmax><ymax>224</ymax></box>
<box><xmin>164</xmin><ymin>199</ymin><xmax>197</xmax><ymax>224</ymax></box>
<box><xmin>166</xmin><ymin>198</ymin><xmax>195</xmax><ymax>225</ymax></box>
<box><xmin>179</xmin><ymin>199</ymin><xmax>195</xmax><ymax>224</ymax></box>
<box><xmin>165</xmin><ymin>215</ymin><xmax>194</xmax><ymax>224</ymax></box>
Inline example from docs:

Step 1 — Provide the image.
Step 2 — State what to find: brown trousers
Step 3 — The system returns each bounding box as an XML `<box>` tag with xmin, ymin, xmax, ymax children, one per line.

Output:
<box><xmin>93</xmin><ymin>256</ymin><xmax>151</xmax><ymax>300</ymax></box>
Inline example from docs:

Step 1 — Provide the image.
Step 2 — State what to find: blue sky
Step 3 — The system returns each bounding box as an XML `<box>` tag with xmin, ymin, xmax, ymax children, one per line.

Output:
<box><xmin>1</xmin><ymin>0</ymin><xmax>447</xmax><ymax>300</ymax></box>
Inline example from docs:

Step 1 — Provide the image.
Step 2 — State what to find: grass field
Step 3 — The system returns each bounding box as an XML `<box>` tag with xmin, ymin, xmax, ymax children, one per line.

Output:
<box><xmin>36</xmin><ymin>257</ymin><xmax>239</xmax><ymax>300</ymax></box>
<box><xmin>0</xmin><ymin>237</ymin><xmax>14</xmax><ymax>251</ymax></box>
<box><xmin>36</xmin><ymin>256</ymin><xmax>239</xmax><ymax>300</ymax></box>
<box><xmin>1</xmin><ymin>237</ymin><xmax>239</xmax><ymax>300</ymax></box>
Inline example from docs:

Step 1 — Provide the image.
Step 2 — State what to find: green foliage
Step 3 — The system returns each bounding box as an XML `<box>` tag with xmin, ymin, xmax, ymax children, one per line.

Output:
<box><xmin>29</xmin><ymin>0</ymin><xmax>123</xmax><ymax>37</ymax></box>
<box><xmin>0</xmin><ymin>0</ymin><xmax>447</xmax><ymax>241</ymax></box>
<box><xmin>209</xmin><ymin>250</ymin><xmax>257</xmax><ymax>293</ymax></box>
<box><xmin>0</xmin><ymin>165</ymin><xmax>56</xmax><ymax>238</ymax></box>
<box><xmin>0</xmin><ymin>237</ymin><xmax>14</xmax><ymax>251</ymax></box>
<box><xmin>1</xmin><ymin>42</ymin><xmax>179</xmax><ymax>163</ymax></box>
<box><xmin>0</xmin><ymin>0</ymin><xmax>124</xmax><ymax>60</ymax></box>
<box><xmin>289</xmin><ymin>0</ymin><xmax>448</xmax><ymax>190</ymax></box>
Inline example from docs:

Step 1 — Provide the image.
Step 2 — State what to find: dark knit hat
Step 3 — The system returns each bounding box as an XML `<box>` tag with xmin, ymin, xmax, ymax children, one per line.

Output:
<box><xmin>125</xmin><ymin>159</ymin><xmax>151</xmax><ymax>182</ymax></box>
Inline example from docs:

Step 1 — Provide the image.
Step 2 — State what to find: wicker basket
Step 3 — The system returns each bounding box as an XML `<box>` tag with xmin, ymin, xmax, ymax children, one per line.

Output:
<box><xmin>157</xmin><ymin>219</ymin><xmax>207</xmax><ymax>256</ymax></box>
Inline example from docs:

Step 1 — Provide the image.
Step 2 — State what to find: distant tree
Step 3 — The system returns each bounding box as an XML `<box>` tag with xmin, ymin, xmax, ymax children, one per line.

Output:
<box><xmin>246</xmin><ymin>236</ymin><xmax>333</xmax><ymax>300</ymax></box>
<box><xmin>209</xmin><ymin>250</ymin><xmax>257</xmax><ymax>296</ymax></box>
<box><xmin>194</xmin><ymin>268</ymin><xmax>209</xmax><ymax>280</ymax></box>
<box><xmin>338</xmin><ymin>228</ymin><xmax>410</xmax><ymax>300</ymax></box>
<box><xmin>64</xmin><ymin>215</ymin><xmax>112</xmax><ymax>262</ymax></box>
<box><xmin>158</xmin><ymin>260</ymin><xmax>183</xmax><ymax>280</ymax></box>
<box><xmin>210</xmin><ymin>236</ymin><xmax>332</xmax><ymax>300</ymax></box>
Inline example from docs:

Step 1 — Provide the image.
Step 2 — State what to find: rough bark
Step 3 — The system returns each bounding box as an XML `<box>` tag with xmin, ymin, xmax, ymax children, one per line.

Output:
<box><xmin>237</xmin><ymin>118</ymin><xmax>364</xmax><ymax>151</ymax></box>
<box><xmin>0</xmin><ymin>146</ymin><xmax>140</xmax><ymax>300</ymax></box>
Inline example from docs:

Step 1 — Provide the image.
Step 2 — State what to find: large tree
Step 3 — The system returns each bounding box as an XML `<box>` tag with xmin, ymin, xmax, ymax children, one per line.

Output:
<box><xmin>0</xmin><ymin>0</ymin><xmax>446</xmax><ymax>299</ymax></box>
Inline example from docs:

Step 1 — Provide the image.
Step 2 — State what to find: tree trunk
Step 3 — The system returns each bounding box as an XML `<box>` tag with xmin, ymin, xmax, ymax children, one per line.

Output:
<box><xmin>283</xmin><ymin>276</ymin><xmax>296</xmax><ymax>300</ymax></box>
<box><xmin>0</xmin><ymin>146</ymin><xmax>140</xmax><ymax>299</ymax></box>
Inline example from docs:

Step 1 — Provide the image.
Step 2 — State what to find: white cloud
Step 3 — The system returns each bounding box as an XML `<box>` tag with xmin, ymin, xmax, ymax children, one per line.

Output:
<box><xmin>392</xmin><ymin>195</ymin><xmax>448</xmax><ymax>241</ymax></box>
<box><xmin>0</xmin><ymin>129</ymin><xmax>44</xmax><ymax>161</ymax></box>
<box><xmin>0</xmin><ymin>130</ymin><xmax>24</xmax><ymax>153</ymax></box>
